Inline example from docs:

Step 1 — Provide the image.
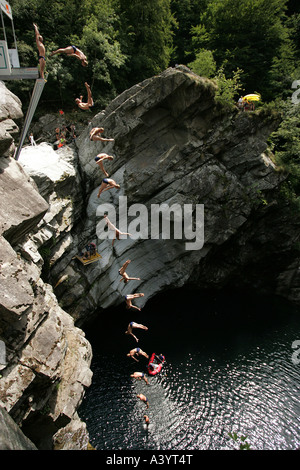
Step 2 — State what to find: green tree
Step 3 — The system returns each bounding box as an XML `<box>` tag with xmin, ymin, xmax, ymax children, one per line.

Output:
<box><xmin>187</xmin><ymin>48</ymin><xmax>216</xmax><ymax>78</ymax></box>
<box><xmin>191</xmin><ymin>0</ymin><xmax>295</xmax><ymax>100</ymax></box>
<box><xmin>116</xmin><ymin>0</ymin><xmax>175</xmax><ymax>87</ymax></box>
<box><xmin>269</xmin><ymin>102</ymin><xmax>300</xmax><ymax>204</ymax></box>
<box><xmin>8</xmin><ymin>0</ymin><xmax>125</xmax><ymax>110</ymax></box>
<box><xmin>286</xmin><ymin>13</ymin><xmax>300</xmax><ymax>78</ymax></box>
<box><xmin>170</xmin><ymin>0</ymin><xmax>208</xmax><ymax>65</ymax></box>
<box><xmin>74</xmin><ymin>0</ymin><xmax>126</xmax><ymax>104</ymax></box>
<box><xmin>213</xmin><ymin>65</ymin><xmax>244</xmax><ymax>110</ymax></box>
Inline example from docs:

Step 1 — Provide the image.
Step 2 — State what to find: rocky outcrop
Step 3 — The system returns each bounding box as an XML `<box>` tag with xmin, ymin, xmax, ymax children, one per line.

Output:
<box><xmin>28</xmin><ymin>66</ymin><xmax>299</xmax><ymax>325</ymax></box>
<box><xmin>0</xmin><ymin>81</ymin><xmax>23</xmax><ymax>158</ymax></box>
<box><xmin>0</xmin><ymin>82</ymin><xmax>93</xmax><ymax>450</ymax></box>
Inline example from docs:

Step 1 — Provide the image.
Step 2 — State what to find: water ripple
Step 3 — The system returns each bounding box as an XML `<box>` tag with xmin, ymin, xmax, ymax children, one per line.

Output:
<box><xmin>79</xmin><ymin>309</ymin><xmax>300</xmax><ymax>450</ymax></box>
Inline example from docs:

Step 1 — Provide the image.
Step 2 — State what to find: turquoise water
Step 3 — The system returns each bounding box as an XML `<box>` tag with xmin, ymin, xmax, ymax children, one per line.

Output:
<box><xmin>78</xmin><ymin>289</ymin><xmax>300</xmax><ymax>450</ymax></box>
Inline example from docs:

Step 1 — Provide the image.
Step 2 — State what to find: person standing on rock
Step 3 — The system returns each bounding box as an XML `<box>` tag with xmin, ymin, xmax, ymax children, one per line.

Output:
<box><xmin>55</xmin><ymin>127</ymin><xmax>61</xmax><ymax>140</ymax></box>
<box><xmin>70</xmin><ymin>124</ymin><xmax>76</xmax><ymax>140</ymax></box>
<box><xmin>125</xmin><ymin>293</ymin><xmax>144</xmax><ymax>311</ymax></box>
<box><xmin>95</xmin><ymin>154</ymin><xmax>114</xmax><ymax>177</ymax></box>
<box><xmin>29</xmin><ymin>133</ymin><xmax>36</xmax><ymax>146</ymax></box>
<box><xmin>130</xmin><ymin>372</ymin><xmax>149</xmax><ymax>385</ymax></box>
<box><xmin>125</xmin><ymin>321</ymin><xmax>148</xmax><ymax>342</ymax></box>
<box><xmin>75</xmin><ymin>82</ymin><xmax>94</xmax><ymax>110</ymax></box>
<box><xmin>90</xmin><ymin>127</ymin><xmax>114</xmax><ymax>142</ymax></box>
<box><xmin>33</xmin><ymin>23</ymin><xmax>46</xmax><ymax>79</ymax></box>
<box><xmin>119</xmin><ymin>260</ymin><xmax>141</xmax><ymax>284</ymax></box>
<box><xmin>102</xmin><ymin>214</ymin><xmax>131</xmax><ymax>247</ymax></box>
<box><xmin>50</xmin><ymin>45</ymin><xmax>88</xmax><ymax>67</ymax></box>
<box><xmin>127</xmin><ymin>347</ymin><xmax>149</xmax><ymax>362</ymax></box>
<box><xmin>97</xmin><ymin>178</ymin><xmax>120</xmax><ymax>198</ymax></box>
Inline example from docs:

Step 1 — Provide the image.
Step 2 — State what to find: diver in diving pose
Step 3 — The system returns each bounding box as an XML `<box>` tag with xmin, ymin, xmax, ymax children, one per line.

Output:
<box><xmin>130</xmin><ymin>372</ymin><xmax>149</xmax><ymax>385</ymax></box>
<box><xmin>124</xmin><ymin>293</ymin><xmax>145</xmax><ymax>311</ymax></box>
<box><xmin>95</xmin><ymin>154</ymin><xmax>114</xmax><ymax>177</ymax></box>
<box><xmin>33</xmin><ymin>23</ymin><xmax>46</xmax><ymax>79</ymax></box>
<box><xmin>125</xmin><ymin>321</ymin><xmax>148</xmax><ymax>342</ymax></box>
<box><xmin>119</xmin><ymin>260</ymin><xmax>141</xmax><ymax>284</ymax></box>
<box><xmin>144</xmin><ymin>415</ymin><xmax>150</xmax><ymax>427</ymax></box>
<box><xmin>102</xmin><ymin>215</ymin><xmax>131</xmax><ymax>247</ymax></box>
<box><xmin>127</xmin><ymin>347</ymin><xmax>149</xmax><ymax>362</ymax></box>
<box><xmin>137</xmin><ymin>394</ymin><xmax>149</xmax><ymax>409</ymax></box>
<box><xmin>50</xmin><ymin>45</ymin><xmax>88</xmax><ymax>67</ymax></box>
<box><xmin>97</xmin><ymin>178</ymin><xmax>120</xmax><ymax>198</ymax></box>
<box><xmin>75</xmin><ymin>83</ymin><xmax>94</xmax><ymax>110</ymax></box>
<box><xmin>89</xmin><ymin>127</ymin><xmax>114</xmax><ymax>142</ymax></box>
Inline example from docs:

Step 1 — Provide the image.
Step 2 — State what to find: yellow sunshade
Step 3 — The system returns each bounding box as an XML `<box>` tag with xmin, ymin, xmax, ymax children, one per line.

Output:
<box><xmin>243</xmin><ymin>93</ymin><xmax>261</xmax><ymax>102</ymax></box>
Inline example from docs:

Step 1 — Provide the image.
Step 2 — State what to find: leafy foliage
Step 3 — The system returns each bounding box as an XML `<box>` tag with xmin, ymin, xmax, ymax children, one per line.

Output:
<box><xmin>228</xmin><ymin>432</ymin><xmax>251</xmax><ymax>450</ymax></box>
<box><xmin>170</xmin><ymin>0</ymin><xmax>208</xmax><ymax>64</ymax></box>
<box><xmin>213</xmin><ymin>66</ymin><xmax>244</xmax><ymax>110</ymax></box>
<box><xmin>3</xmin><ymin>0</ymin><xmax>299</xmax><ymax>118</ymax></box>
<box><xmin>4</xmin><ymin>1</ymin><xmax>299</xmax><ymax>105</ymax></box>
<box><xmin>188</xmin><ymin>49</ymin><xmax>216</xmax><ymax>78</ymax></box>
<box><xmin>189</xmin><ymin>0</ymin><xmax>297</xmax><ymax>100</ymax></box>
<box><xmin>268</xmin><ymin>102</ymin><xmax>300</xmax><ymax>205</ymax></box>
<box><xmin>116</xmin><ymin>0</ymin><xmax>175</xmax><ymax>87</ymax></box>
<box><xmin>8</xmin><ymin>0</ymin><xmax>127</xmax><ymax>109</ymax></box>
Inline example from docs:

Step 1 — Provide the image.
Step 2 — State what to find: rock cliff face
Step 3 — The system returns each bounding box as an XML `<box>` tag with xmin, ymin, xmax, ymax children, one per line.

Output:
<box><xmin>0</xmin><ymin>81</ymin><xmax>23</xmax><ymax>158</ymax></box>
<box><xmin>31</xmin><ymin>66</ymin><xmax>299</xmax><ymax>324</ymax></box>
<box><xmin>0</xmin><ymin>82</ymin><xmax>92</xmax><ymax>450</ymax></box>
<box><xmin>1</xmin><ymin>66</ymin><xmax>300</xmax><ymax>449</ymax></box>
<box><xmin>0</xmin><ymin>406</ymin><xmax>37</xmax><ymax>450</ymax></box>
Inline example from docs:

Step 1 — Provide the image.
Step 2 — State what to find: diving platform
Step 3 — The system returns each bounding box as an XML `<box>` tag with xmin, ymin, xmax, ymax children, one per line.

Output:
<box><xmin>0</xmin><ymin>66</ymin><xmax>39</xmax><ymax>80</ymax></box>
<box><xmin>1</xmin><ymin>2</ymin><xmax>46</xmax><ymax>160</ymax></box>
<box><xmin>74</xmin><ymin>252</ymin><xmax>102</xmax><ymax>266</ymax></box>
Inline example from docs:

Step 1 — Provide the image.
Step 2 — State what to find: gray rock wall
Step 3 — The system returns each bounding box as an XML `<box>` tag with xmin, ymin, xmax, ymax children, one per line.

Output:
<box><xmin>39</xmin><ymin>67</ymin><xmax>299</xmax><ymax>324</ymax></box>
<box><xmin>0</xmin><ymin>81</ymin><xmax>23</xmax><ymax>158</ymax></box>
<box><xmin>0</xmin><ymin>406</ymin><xmax>37</xmax><ymax>450</ymax></box>
<box><xmin>0</xmin><ymin>82</ymin><xmax>93</xmax><ymax>450</ymax></box>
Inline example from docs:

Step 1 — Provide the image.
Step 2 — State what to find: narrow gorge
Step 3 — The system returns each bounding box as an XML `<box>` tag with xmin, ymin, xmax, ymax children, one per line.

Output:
<box><xmin>0</xmin><ymin>66</ymin><xmax>299</xmax><ymax>450</ymax></box>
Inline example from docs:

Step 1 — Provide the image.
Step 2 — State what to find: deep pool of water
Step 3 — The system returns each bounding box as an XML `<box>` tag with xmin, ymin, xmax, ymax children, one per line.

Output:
<box><xmin>78</xmin><ymin>289</ymin><xmax>300</xmax><ymax>450</ymax></box>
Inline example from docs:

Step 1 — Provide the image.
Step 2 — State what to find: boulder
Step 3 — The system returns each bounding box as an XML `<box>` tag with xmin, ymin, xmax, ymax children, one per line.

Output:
<box><xmin>0</xmin><ymin>157</ymin><xmax>49</xmax><ymax>245</ymax></box>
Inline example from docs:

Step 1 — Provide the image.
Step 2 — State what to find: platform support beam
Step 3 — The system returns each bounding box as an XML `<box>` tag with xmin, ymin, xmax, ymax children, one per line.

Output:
<box><xmin>14</xmin><ymin>78</ymin><xmax>46</xmax><ymax>161</ymax></box>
